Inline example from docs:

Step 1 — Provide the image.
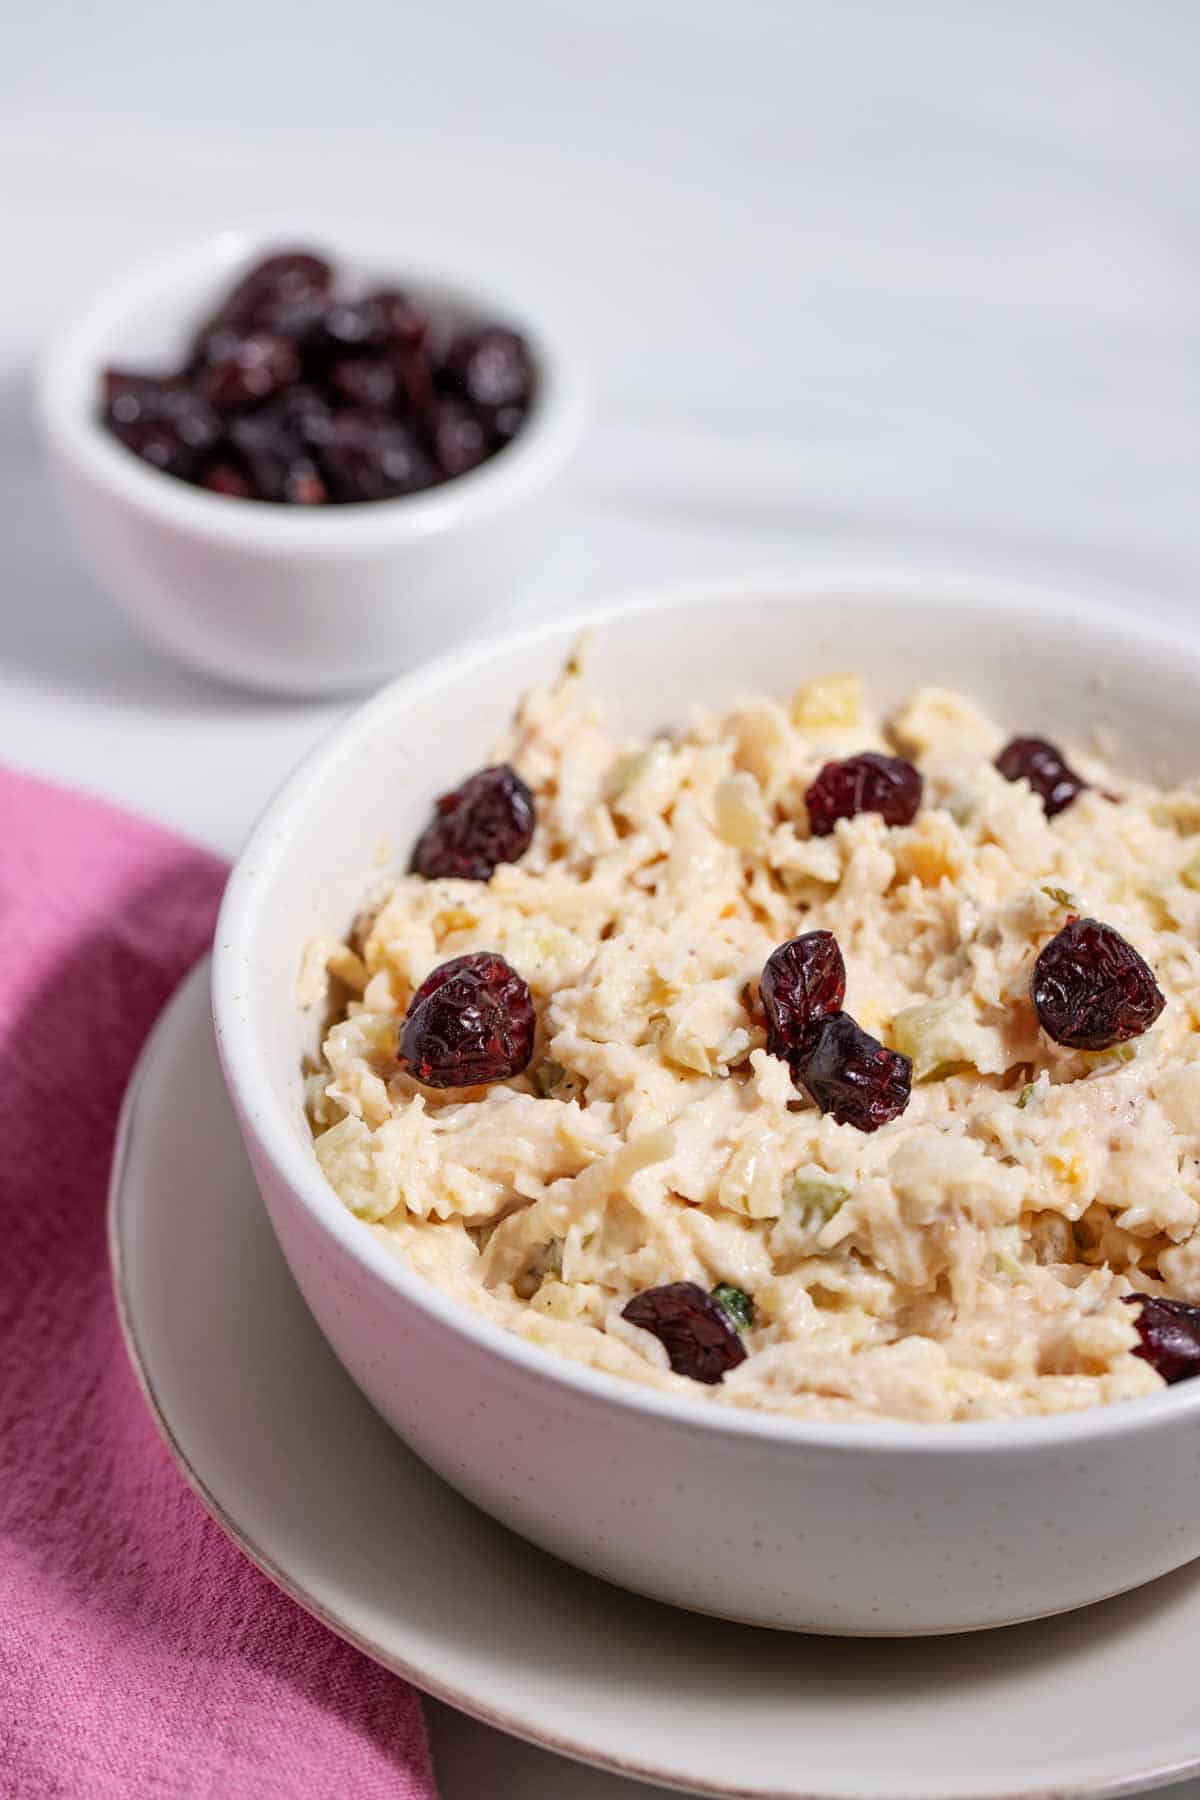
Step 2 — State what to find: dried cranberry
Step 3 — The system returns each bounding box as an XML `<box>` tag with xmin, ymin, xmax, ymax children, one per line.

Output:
<box><xmin>187</xmin><ymin>253</ymin><xmax>332</xmax><ymax>371</ymax></box>
<box><xmin>327</xmin><ymin>356</ymin><xmax>400</xmax><ymax>412</ymax></box>
<box><xmin>198</xmin><ymin>459</ymin><xmax>254</xmax><ymax>498</ymax></box>
<box><xmin>995</xmin><ymin>737</ymin><xmax>1087</xmax><ymax>817</ymax></box>
<box><xmin>490</xmin><ymin>403</ymin><xmax>527</xmax><ymax>445</ymax></box>
<box><xmin>797</xmin><ymin>1012</ymin><xmax>912</xmax><ymax>1130</ymax></box>
<box><xmin>228</xmin><ymin>403</ymin><xmax>328</xmax><ymax>504</ymax></box>
<box><xmin>102</xmin><ymin>371</ymin><xmax>220</xmax><ymax>479</ymax></box>
<box><xmin>189</xmin><ymin>321</ymin><xmax>244</xmax><ymax>370</ymax></box>
<box><xmin>364</xmin><ymin>288</ymin><xmax>428</xmax><ymax>351</ymax></box>
<box><xmin>761</xmin><ymin>932</ymin><xmax>846</xmax><ymax>1070</ymax></box>
<box><xmin>315</xmin><ymin>411</ymin><xmax>434</xmax><ymax>502</ymax></box>
<box><xmin>271</xmin><ymin>384</ymin><xmax>333</xmax><ymax>443</ymax></box>
<box><xmin>284</xmin><ymin>463</ymin><xmax>327</xmax><ymax>505</ymax></box>
<box><xmin>197</xmin><ymin>331</ymin><xmax>300</xmax><ymax>413</ymax></box>
<box><xmin>1032</xmin><ymin>917</ymin><xmax>1165</xmax><ymax>1050</ymax></box>
<box><xmin>100</xmin><ymin>248</ymin><xmax>532</xmax><ymax>504</ymax></box>
<box><xmin>210</xmin><ymin>250</ymin><xmax>333</xmax><ymax>332</ymax></box>
<box><xmin>392</xmin><ymin>346</ymin><xmax>440</xmax><ymax>423</ymax></box>
<box><xmin>442</xmin><ymin>327</ymin><xmax>534</xmax><ymax>412</ymax></box>
<box><xmin>312</xmin><ymin>298</ymin><xmax>390</xmax><ymax>357</ymax></box>
<box><xmin>621</xmin><ymin>1282</ymin><xmax>747</xmax><ymax>1385</ymax></box>
<box><xmin>399</xmin><ymin>951</ymin><xmax>535</xmax><ymax>1088</ymax></box>
<box><xmin>411</xmin><ymin>765</ymin><xmax>535</xmax><ymax>881</ymax></box>
<box><xmin>301</xmin><ymin>292</ymin><xmax>427</xmax><ymax>369</ymax></box>
<box><xmin>1122</xmin><ymin>1295</ymin><xmax>1200</xmax><ymax>1383</ymax></box>
<box><xmin>805</xmin><ymin>753</ymin><xmax>922</xmax><ymax>837</ymax></box>
<box><xmin>430</xmin><ymin>397</ymin><xmax>489</xmax><ymax>478</ymax></box>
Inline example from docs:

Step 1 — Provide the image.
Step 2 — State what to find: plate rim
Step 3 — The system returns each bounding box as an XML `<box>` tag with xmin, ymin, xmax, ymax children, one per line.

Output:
<box><xmin>108</xmin><ymin>961</ymin><xmax>1200</xmax><ymax>1800</ymax></box>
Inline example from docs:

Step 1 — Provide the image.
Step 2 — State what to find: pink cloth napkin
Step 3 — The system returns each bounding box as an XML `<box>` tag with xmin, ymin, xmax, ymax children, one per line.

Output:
<box><xmin>0</xmin><ymin>768</ymin><xmax>438</xmax><ymax>1800</ymax></box>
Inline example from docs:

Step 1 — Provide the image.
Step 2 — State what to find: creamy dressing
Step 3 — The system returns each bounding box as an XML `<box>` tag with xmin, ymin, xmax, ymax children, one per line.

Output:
<box><xmin>305</xmin><ymin>660</ymin><xmax>1200</xmax><ymax>1421</ymax></box>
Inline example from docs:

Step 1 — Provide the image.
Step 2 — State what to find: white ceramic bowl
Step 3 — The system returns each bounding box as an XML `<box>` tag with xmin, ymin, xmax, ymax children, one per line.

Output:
<box><xmin>213</xmin><ymin>570</ymin><xmax>1200</xmax><ymax>1635</ymax></box>
<box><xmin>37</xmin><ymin>221</ymin><xmax>587</xmax><ymax>696</ymax></box>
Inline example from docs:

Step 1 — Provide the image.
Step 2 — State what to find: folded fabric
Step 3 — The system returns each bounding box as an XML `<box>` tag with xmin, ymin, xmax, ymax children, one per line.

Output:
<box><xmin>0</xmin><ymin>768</ymin><xmax>437</xmax><ymax>1800</ymax></box>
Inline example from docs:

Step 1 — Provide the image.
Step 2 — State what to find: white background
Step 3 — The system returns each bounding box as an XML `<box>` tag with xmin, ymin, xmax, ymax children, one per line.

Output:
<box><xmin>4</xmin><ymin>3</ymin><xmax>1200</xmax><ymax>1794</ymax></box>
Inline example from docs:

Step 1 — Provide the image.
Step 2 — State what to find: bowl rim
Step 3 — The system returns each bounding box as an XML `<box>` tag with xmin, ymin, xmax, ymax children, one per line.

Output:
<box><xmin>35</xmin><ymin>214</ymin><xmax>589</xmax><ymax>552</ymax></box>
<box><xmin>213</xmin><ymin>566</ymin><xmax>1200</xmax><ymax>1453</ymax></box>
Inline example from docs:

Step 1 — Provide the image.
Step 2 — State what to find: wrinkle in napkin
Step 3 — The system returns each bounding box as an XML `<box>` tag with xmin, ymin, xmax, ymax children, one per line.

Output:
<box><xmin>0</xmin><ymin>768</ymin><xmax>437</xmax><ymax>1800</ymax></box>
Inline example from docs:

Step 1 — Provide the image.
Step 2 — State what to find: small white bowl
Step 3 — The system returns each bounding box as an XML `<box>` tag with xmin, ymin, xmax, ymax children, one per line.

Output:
<box><xmin>213</xmin><ymin>570</ymin><xmax>1200</xmax><ymax>1635</ymax></box>
<box><xmin>37</xmin><ymin>221</ymin><xmax>588</xmax><ymax>696</ymax></box>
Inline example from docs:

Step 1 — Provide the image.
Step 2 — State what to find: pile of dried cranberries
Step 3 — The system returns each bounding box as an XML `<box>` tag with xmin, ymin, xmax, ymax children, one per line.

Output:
<box><xmin>761</xmin><ymin>930</ymin><xmax>913</xmax><ymax>1131</ymax></box>
<box><xmin>100</xmin><ymin>248</ymin><xmax>535</xmax><ymax>504</ymax></box>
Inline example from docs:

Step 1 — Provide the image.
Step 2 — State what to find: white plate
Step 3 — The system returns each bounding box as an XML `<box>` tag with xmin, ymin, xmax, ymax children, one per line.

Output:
<box><xmin>111</xmin><ymin>962</ymin><xmax>1200</xmax><ymax>1800</ymax></box>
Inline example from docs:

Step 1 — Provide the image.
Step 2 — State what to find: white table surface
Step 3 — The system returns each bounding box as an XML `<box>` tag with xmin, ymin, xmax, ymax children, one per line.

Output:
<box><xmin>5</xmin><ymin>3</ymin><xmax>1200</xmax><ymax>1793</ymax></box>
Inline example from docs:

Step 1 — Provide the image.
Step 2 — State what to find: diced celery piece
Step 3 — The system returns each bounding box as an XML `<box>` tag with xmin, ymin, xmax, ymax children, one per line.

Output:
<box><xmin>711</xmin><ymin>1282</ymin><xmax>755</xmax><ymax>1331</ymax></box>
<box><xmin>892</xmin><ymin>998</ymin><xmax>981</xmax><ymax>1081</ymax></box>
<box><xmin>993</xmin><ymin>1227</ymin><xmax>1029</xmax><ymax>1283</ymax></box>
<box><xmin>790</xmin><ymin>1174</ymin><xmax>852</xmax><ymax>1230</ymax></box>
<box><xmin>607</xmin><ymin>740</ymin><xmax>670</xmax><ymax>802</ymax></box>
<box><xmin>533</xmin><ymin>1060</ymin><xmax>566</xmax><ymax>1097</ymax></box>
<box><xmin>1082</xmin><ymin>1040</ymin><xmax>1139</xmax><ymax>1070</ymax></box>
